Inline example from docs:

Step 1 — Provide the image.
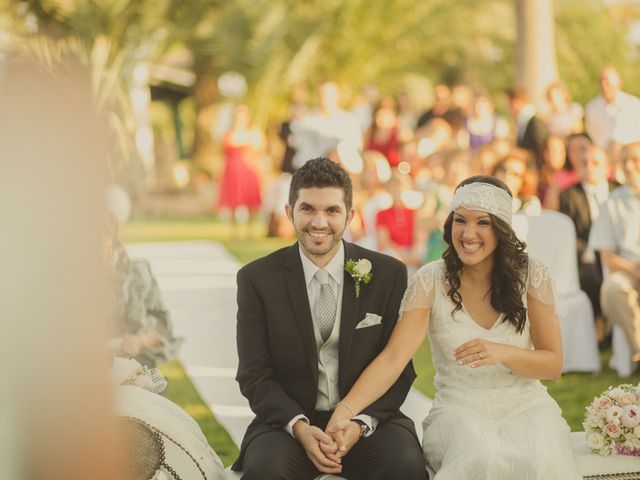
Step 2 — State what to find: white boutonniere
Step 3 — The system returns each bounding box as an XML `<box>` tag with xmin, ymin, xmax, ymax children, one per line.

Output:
<box><xmin>344</xmin><ymin>258</ymin><xmax>373</xmax><ymax>298</ymax></box>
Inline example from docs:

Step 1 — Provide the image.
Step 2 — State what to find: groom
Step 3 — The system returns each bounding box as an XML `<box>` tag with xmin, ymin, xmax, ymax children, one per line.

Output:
<box><xmin>232</xmin><ymin>157</ymin><xmax>425</xmax><ymax>479</ymax></box>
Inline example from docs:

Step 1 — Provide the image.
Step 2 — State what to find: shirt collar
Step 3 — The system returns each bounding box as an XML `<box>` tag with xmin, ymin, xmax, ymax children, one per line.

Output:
<box><xmin>517</xmin><ymin>103</ymin><xmax>536</xmax><ymax>126</ymax></box>
<box><xmin>299</xmin><ymin>242</ymin><xmax>345</xmax><ymax>287</ymax></box>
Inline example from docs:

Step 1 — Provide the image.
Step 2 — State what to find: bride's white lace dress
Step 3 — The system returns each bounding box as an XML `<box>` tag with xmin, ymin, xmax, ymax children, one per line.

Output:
<box><xmin>401</xmin><ymin>258</ymin><xmax>580</xmax><ymax>479</ymax></box>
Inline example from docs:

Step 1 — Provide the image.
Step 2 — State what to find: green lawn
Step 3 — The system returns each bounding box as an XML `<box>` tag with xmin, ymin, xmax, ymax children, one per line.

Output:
<box><xmin>125</xmin><ymin>215</ymin><xmax>639</xmax><ymax>461</ymax></box>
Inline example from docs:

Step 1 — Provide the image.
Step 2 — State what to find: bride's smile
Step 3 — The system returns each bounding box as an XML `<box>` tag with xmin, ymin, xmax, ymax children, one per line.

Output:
<box><xmin>451</xmin><ymin>207</ymin><xmax>498</xmax><ymax>266</ymax></box>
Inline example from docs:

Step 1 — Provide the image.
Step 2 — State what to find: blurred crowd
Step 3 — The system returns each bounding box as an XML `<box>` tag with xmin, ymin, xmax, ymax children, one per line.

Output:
<box><xmin>215</xmin><ymin>66</ymin><xmax>640</xmax><ymax>347</ymax></box>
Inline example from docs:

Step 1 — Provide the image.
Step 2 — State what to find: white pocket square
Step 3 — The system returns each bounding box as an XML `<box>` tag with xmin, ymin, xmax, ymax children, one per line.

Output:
<box><xmin>355</xmin><ymin>313</ymin><xmax>383</xmax><ymax>329</ymax></box>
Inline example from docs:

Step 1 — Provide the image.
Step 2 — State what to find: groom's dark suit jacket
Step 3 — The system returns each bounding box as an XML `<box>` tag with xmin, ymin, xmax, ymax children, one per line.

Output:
<box><xmin>232</xmin><ymin>241</ymin><xmax>417</xmax><ymax>470</ymax></box>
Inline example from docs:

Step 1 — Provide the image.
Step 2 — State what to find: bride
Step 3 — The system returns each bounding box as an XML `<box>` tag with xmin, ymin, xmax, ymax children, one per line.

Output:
<box><xmin>327</xmin><ymin>175</ymin><xmax>580</xmax><ymax>479</ymax></box>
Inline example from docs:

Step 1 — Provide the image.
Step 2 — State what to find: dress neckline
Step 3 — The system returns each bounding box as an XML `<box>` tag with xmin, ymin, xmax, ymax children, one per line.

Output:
<box><xmin>460</xmin><ymin>303</ymin><xmax>504</xmax><ymax>331</ymax></box>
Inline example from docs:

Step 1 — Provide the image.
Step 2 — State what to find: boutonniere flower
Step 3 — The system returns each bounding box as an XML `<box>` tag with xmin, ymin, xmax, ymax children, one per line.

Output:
<box><xmin>344</xmin><ymin>258</ymin><xmax>373</xmax><ymax>298</ymax></box>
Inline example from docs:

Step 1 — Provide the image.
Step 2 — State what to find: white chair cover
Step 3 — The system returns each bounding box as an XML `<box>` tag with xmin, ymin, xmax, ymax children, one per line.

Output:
<box><xmin>609</xmin><ymin>323</ymin><xmax>636</xmax><ymax>377</ymax></box>
<box><xmin>513</xmin><ymin>211</ymin><xmax>601</xmax><ymax>373</ymax></box>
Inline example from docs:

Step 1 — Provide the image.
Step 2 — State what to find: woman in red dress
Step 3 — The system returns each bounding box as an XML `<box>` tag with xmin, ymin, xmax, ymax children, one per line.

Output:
<box><xmin>217</xmin><ymin>105</ymin><xmax>265</xmax><ymax>237</ymax></box>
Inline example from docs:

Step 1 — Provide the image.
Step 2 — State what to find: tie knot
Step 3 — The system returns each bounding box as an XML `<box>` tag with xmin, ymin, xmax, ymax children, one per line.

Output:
<box><xmin>316</xmin><ymin>268</ymin><xmax>330</xmax><ymax>285</ymax></box>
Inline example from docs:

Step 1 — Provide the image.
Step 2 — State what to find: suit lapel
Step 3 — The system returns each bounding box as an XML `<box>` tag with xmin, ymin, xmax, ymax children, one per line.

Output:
<box><xmin>338</xmin><ymin>241</ymin><xmax>361</xmax><ymax>390</ymax></box>
<box><xmin>575</xmin><ymin>184</ymin><xmax>592</xmax><ymax>225</ymax></box>
<box><xmin>284</xmin><ymin>244</ymin><xmax>318</xmax><ymax>385</ymax></box>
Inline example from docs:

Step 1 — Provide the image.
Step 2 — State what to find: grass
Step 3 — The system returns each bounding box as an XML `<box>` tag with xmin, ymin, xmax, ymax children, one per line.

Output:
<box><xmin>125</xmin><ymin>215</ymin><xmax>640</xmax><ymax>445</ymax></box>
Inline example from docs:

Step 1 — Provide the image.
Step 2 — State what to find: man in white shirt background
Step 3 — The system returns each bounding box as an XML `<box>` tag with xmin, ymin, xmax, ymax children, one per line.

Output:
<box><xmin>585</xmin><ymin>66</ymin><xmax>640</xmax><ymax>152</ymax></box>
<box><xmin>589</xmin><ymin>142</ymin><xmax>640</xmax><ymax>362</ymax></box>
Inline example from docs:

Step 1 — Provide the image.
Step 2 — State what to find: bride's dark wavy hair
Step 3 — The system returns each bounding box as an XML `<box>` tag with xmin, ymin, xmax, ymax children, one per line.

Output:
<box><xmin>442</xmin><ymin>175</ymin><xmax>529</xmax><ymax>333</ymax></box>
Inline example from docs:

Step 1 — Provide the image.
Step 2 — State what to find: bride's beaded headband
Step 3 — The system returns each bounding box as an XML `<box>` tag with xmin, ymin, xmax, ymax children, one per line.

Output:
<box><xmin>450</xmin><ymin>182</ymin><xmax>513</xmax><ymax>225</ymax></box>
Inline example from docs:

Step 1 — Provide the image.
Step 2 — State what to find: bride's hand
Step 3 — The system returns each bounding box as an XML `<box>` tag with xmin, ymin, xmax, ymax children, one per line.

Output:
<box><xmin>453</xmin><ymin>338</ymin><xmax>510</xmax><ymax>368</ymax></box>
<box><xmin>326</xmin><ymin>419</ymin><xmax>361</xmax><ymax>458</ymax></box>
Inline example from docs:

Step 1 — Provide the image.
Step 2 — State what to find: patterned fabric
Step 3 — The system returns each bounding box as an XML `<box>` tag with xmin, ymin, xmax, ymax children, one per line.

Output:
<box><xmin>400</xmin><ymin>257</ymin><xmax>580</xmax><ymax>479</ymax></box>
<box><xmin>451</xmin><ymin>182</ymin><xmax>513</xmax><ymax>226</ymax></box>
<box><xmin>109</xmin><ymin>242</ymin><xmax>182</xmax><ymax>366</ymax></box>
<box><xmin>315</xmin><ymin>269</ymin><xmax>337</xmax><ymax>342</ymax></box>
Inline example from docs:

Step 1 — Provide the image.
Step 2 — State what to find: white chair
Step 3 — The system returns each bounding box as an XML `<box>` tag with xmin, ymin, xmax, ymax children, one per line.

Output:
<box><xmin>513</xmin><ymin>211</ymin><xmax>601</xmax><ymax>373</ymax></box>
<box><xmin>609</xmin><ymin>322</ymin><xmax>637</xmax><ymax>377</ymax></box>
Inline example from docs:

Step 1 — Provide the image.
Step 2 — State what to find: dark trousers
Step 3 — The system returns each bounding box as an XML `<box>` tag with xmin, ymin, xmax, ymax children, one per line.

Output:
<box><xmin>579</xmin><ymin>261</ymin><xmax>603</xmax><ymax>318</ymax></box>
<box><xmin>240</xmin><ymin>412</ymin><xmax>426</xmax><ymax>480</ymax></box>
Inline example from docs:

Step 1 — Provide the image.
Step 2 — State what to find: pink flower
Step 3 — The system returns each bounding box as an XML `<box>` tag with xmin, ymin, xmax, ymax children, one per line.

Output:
<box><xmin>594</xmin><ymin>396</ymin><xmax>613</xmax><ymax>410</ymax></box>
<box><xmin>622</xmin><ymin>405</ymin><xmax>640</xmax><ymax>429</ymax></box>
<box><xmin>605</xmin><ymin>423</ymin><xmax>621</xmax><ymax>438</ymax></box>
<box><xmin>619</xmin><ymin>392</ymin><xmax>637</xmax><ymax>406</ymax></box>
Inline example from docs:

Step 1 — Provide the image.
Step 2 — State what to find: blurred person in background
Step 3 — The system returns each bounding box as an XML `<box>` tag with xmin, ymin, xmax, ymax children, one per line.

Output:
<box><xmin>417</xmin><ymin>83</ymin><xmax>451</xmax><ymax>128</ymax></box>
<box><xmin>589</xmin><ymin>142</ymin><xmax>640</xmax><ymax>361</ymax></box>
<box><xmin>376</xmin><ymin>173</ymin><xmax>418</xmax><ymax>266</ymax></box>
<box><xmin>278</xmin><ymin>101</ymin><xmax>307</xmax><ymax>174</ymax></box>
<box><xmin>585</xmin><ymin>66</ymin><xmax>640</xmax><ymax>150</ymax></box>
<box><xmin>467</xmin><ymin>93</ymin><xmax>509</xmax><ymax>151</ymax></box>
<box><xmin>545</xmin><ymin>81</ymin><xmax>584</xmax><ymax>138</ymax></box>
<box><xmin>507</xmin><ymin>86</ymin><xmax>549</xmax><ymax>170</ymax></box>
<box><xmin>290</xmin><ymin>81</ymin><xmax>363</xmax><ymax>170</ymax></box>
<box><xmin>493</xmin><ymin>149</ymin><xmax>541</xmax><ymax>215</ymax></box>
<box><xmin>365</xmin><ymin>97</ymin><xmax>402</xmax><ymax>168</ymax></box>
<box><xmin>354</xmin><ymin>150</ymin><xmax>393</xmax><ymax>250</ymax></box>
<box><xmin>217</xmin><ymin>104</ymin><xmax>265</xmax><ymax>239</ymax></box>
<box><xmin>351</xmin><ymin>83</ymin><xmax>380</xmax><ymax>132</ymax></box>
<box><xmin>396</xmin><ymin>90</ymin><xmax>418</xmax><ymax>132</ymax></box>
<box><xmin>416</xmin><ymin>149</ymin><xmax>472</xmax><ymax>264</ymax></box>
<box><xmin>559</xmin><ymin>145</ymin><xmax>618</xmax><ymax>335</ymax></box>
<box><xmin>539</xmin><ymin>134</ymin><xmax>569</xmax><ymax>210</ymax></box>
<box><xmin>565</xmin><ymin>132</ymin><xmax>592</xmax><ymax>181</ymax></box>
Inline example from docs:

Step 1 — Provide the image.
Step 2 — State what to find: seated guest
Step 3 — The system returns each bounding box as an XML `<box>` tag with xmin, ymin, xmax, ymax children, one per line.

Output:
<box><xmin>507</xmin><ymin>87</ymin><xmax>549</xmax><ymax>169</ymax></box>
<box><xmin>589</xmin><ymin>142</ymin><xmax>640</xmax><ymax>360</ymax></box>
<box><xmin>493</xmin><ymin>149</ymin><xmax>542</xmax><ymax>215</ymax></box>
<box><xmin>112</xmin><ymin>357</ymin><xmax>226</xmax><ymax>480</ymax></box>
<box><xmin>545</xmin><ymin>81</ymin><xmax>584</xmax><ymax>138</ymax></box>
<box><xmin>539</xmin><ymin>135</ymin><xmax>569</xmax><ymax>210</ymax></box>
<box><xmin>106</xmin><ymin>215</ymin><xmax>182</xmax><ymax>367</ymax></box>
<box><xmin>559</xmin><ymin>145</ymin><xmax>618</xmax><ymax>326</ymax></box>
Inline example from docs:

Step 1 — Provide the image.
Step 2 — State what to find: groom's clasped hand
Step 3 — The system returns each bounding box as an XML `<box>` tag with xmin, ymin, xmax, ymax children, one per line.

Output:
<box><xmin>290</xmin><ymin>417</ymin><xmax>365</xmax><ymax>475</ymax></box>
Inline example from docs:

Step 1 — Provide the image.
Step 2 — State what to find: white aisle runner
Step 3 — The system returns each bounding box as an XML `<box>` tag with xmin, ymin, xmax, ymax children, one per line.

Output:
<box><xmin>126</xmin><ymin>241</ymin><xmax>433</xmax><ymax>448</ymax></box>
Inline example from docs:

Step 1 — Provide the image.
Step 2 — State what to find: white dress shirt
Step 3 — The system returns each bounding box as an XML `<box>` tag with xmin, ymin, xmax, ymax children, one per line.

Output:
<box><xmin>589</xmin><ymin>185</ymin><xmax>640</xmax><ymax>263</ymax></box>
<box><xmin>285</xmin><ymin>243</ymin><xmax>377</xmax><ymax>437</ymax></box>
<box><xmin>585</xmin><ymin>92</ymin><xmax>640</xmax><ymax>148</ymax></box>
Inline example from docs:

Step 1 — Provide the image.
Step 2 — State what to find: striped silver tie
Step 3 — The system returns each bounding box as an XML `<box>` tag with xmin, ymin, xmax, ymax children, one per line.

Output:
<box><xmin>315</xmin><ymin>268</ymin><xmax>336</xmax><ymax>342</ymax></box>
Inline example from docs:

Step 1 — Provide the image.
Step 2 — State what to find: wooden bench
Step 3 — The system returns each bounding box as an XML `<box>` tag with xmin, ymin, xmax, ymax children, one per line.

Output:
<box><xmin>226</xmin><ymin>432</ymin><xmax>640</xmax><ymax>479</ymax></box>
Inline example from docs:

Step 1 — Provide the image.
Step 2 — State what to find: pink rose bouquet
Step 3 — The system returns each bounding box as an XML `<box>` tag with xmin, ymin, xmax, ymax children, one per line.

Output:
<box><xmin>584</xmin><ymin>383</ymin><xmax>640</xmax><ymax>456</ymax></box>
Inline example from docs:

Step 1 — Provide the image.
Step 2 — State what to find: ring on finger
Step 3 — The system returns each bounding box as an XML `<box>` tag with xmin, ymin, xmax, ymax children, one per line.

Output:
<box><xmin>478</xmin><ymin>352</ymin><xmax>485</xmax><ymax>359</ymax></box>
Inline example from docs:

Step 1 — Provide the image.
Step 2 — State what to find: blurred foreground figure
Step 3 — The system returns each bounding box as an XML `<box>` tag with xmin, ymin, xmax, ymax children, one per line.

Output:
<box><xmin>0</xmin><ymin>60</ymin><xmax>121</xmax><ymax>479</ymax></box>
<box><xmin>113</xmin><ymin>357</ymin><xmax>226</xmax><ymax>480</ymax></box>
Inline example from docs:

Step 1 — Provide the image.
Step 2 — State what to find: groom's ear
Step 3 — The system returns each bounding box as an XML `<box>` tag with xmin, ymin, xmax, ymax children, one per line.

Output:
<box><xmin>285</xmin><ymin>203</ymin><xmax>294</xmax><ymax>223</ymax></box>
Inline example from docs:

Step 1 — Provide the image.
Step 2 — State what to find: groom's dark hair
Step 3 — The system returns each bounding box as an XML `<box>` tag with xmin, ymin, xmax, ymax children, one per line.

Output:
<box><xmin>288</xmin><ymin>157</ymin><xmax>353</xmax><ymax>210</ymax></box>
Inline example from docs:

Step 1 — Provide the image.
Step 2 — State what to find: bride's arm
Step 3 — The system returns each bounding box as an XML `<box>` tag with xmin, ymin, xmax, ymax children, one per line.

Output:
<box><xmin>329</xmin><ymin>307</ymin><xmax>431</xmax><ymax>425</ymax></box>
<box><xmin>454</xmin><ymin>293</ymin><xmax>563</xmax><ymax>380</ymax></box>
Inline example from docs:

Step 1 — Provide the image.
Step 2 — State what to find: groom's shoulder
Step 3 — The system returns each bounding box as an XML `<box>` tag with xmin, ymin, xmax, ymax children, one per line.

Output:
<box><xmin>238</xmin><ymin>243</ymin><xmax>294</xmax><ymax>278</ymax></box>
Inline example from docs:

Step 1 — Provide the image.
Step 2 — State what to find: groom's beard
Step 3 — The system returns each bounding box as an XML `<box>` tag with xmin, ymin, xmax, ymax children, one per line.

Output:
<box><xmin>296</xmin><ymin>223</ymin><xmax>346</xmax><ymax>259</ymax></box>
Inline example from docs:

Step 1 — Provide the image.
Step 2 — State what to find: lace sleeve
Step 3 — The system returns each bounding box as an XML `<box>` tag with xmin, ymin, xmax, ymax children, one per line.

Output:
<box><xmin>399</xmin><ymin>261</ymin><xmax>440</xmax><ymax>314</ymax></box>
<box><xmin>527</xmin><ymin>257</ymin><xmax>557</xmax><ymax>306</ymax></box>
